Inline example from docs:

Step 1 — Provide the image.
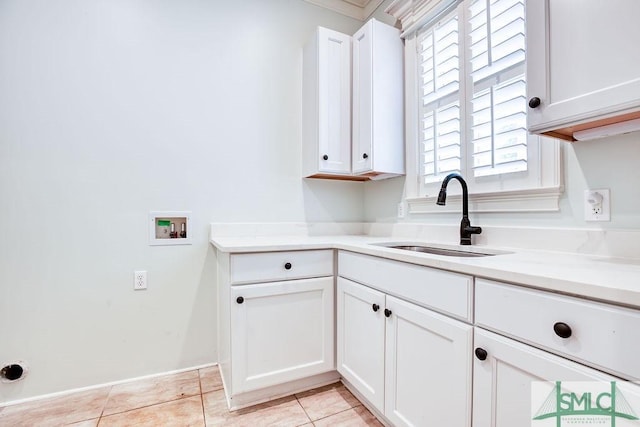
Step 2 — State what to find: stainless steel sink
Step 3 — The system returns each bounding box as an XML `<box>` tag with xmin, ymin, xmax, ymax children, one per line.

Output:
<box><xmin>388</xmin><ymin>245</ymin><xmax>494</xmax><ymax>257</ymax></box>
<box><xmin>374</xmin><ymin>243</ymin><xmax>510</xmax><ymax>257</ymax></box>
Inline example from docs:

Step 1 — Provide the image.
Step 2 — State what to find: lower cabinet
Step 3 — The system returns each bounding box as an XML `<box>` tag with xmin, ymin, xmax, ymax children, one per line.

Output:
<box><xmin>337</xmin><ymin>277</ymin><xmax>473</xmax><ymax>427</ymax></box>
<box><xmin>336</xmin><ymin>277</ymin><xmax>386</xmax><ymax>409</ymax></box>
<box><xmin>230</xmin><ymin>277</ymin><xmax>335</xmax><ymax>394</ymax></box>
<box><xmin>473</xmin><ymin>328</ymin><xmax>640</xmax><ymax>427</ymax></box>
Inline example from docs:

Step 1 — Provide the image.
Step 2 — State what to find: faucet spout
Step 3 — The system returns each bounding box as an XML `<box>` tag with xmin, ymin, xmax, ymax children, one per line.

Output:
<box><xmin>436</xmin><ymin>173</ymin><xmax>482</xmax><ymax>245</ymax></box>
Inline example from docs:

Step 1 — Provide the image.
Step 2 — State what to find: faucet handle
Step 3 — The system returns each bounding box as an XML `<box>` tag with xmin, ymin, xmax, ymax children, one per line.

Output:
<box><xmin>464</xmin><ymin>225</ymin><xmax>482</xmax><ymax>235</ymax></box>
<box><xmin>460</xmin><ymin>223</ymin><xmax>482</xmax><ymax>245</ymax></box>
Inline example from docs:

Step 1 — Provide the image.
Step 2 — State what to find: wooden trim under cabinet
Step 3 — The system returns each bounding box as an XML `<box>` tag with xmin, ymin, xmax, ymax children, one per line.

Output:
<box><xmin>539</xmin><ymin>110</ymin><xmax>640</xmax><ymax>142</ymax></box>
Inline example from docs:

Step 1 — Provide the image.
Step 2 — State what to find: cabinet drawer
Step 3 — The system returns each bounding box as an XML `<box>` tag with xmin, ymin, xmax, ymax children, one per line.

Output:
<box><xmin>476</xmin><ymin>279</ymin><xmax>640</xmax><ymax>380</ymax></box>
<box><xmin>230</xmin><ymin>250</ymin><xmax>333</xmax><ymax>285</ymax></box>
<box><xmin>338</xmin><ymin>251</ymin><xmax>472</xmax><ymax>321</ymax></box>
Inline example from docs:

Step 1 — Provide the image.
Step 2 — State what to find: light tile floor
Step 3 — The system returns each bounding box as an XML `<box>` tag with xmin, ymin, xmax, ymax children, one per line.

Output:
<box><xmin>0</xmin><ymin>367</ymin><xmax>383</xmax><ymax>427</ymax></box>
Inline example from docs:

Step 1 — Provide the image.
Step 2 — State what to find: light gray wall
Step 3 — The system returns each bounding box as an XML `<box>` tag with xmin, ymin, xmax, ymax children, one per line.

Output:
<box><xmin>0</xmin><ymin>0</ymin><xmax>364</xmax><ymax>402</ymax></box>
<box><xmin>364</xmin><ymin>132</ymin><xmax>640</xmax><ymax>229</ymax></box>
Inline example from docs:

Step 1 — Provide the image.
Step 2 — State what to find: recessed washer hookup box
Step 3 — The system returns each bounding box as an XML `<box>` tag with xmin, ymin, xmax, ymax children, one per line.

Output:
<box><xmin>149</xmin><ymin>211</ymin><xmax>192</xmax><ymax>246</ymax></box>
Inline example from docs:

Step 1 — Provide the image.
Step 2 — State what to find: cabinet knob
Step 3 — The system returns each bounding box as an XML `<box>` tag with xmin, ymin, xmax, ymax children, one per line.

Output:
<box><xmin>553</xmin><ymin>322</ymin><xmax>572</xmax><ymax>339</ymax></box>
<box><xmin>528</xmin><ymin>97</ymin><xmax>541</xmax><ymax>108</ymax></box>
<box><xmin>322</xmin><ymin>154</ymin><xmax>329</xmax><ymax>160</ymax></box>
<box><xmin>284</xmin><ymin>262</ymin><xmax>292</xmax><ymax>270</ymax></box>
<box><xmin>474</xmin><ymin>347</ymin><xmax>488</xmax><ymax>361</ymax></box>
<box><xmin>236</xmin><ymin>296</ymin><xmax>244</xmax><ymax>304</ymax></box>
<box><xmin>362</xmin><ymin>153</ymin><xmax>368</xmax><ymax>159</ymax></box>
<box><xmin>372</xmin><ymin>303</ymin><xmax>380</xmax><ymax>312</ymax></box>
<box><xmin>384</xmin><ymin>308</ymin><xmax>392</xmax><ymax>318</ymax></box>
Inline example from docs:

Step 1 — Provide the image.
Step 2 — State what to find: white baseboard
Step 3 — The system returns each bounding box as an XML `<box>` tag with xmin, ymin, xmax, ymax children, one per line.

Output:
<box><xmin>0</xmin><ymin>362</ymin><xmax>217</xmax><ymax>408</ymax></box>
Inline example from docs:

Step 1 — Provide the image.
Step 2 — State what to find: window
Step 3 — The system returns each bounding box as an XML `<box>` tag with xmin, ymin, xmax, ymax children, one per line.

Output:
<box><xmin>398</xmin><ymin>0</ymin><xmax>562</xmax><ymax>213</ymax></box>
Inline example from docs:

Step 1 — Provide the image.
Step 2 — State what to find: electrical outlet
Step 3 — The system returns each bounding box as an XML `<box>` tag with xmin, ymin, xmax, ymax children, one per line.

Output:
<box><xmin>134</xmin><ymin>271</ymin><xmax>147</xmax><ymax>290</ymax></box>
<box><xmin>397</xmin><ymin>202</ymin><xmax>406</xmax><ymax>218</ymax></box>
<box><xmin>584</xmin><ymin>189</ymin><xmax>610</xmax><ymax>221</ymax></box>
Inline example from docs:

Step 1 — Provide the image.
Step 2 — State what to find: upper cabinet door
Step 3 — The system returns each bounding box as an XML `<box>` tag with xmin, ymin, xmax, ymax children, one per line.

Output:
<box><xmin>302</xmin><ymin>27</ymin><xmax>352</xmax><ymax>177</ymax></box>
<box><xmin>526</xmin><ymin>0</ymin><xmax>640</xmax><ymax>140</ymax></box>
<box><xmin>352</xmin><ymin>19</ymin><xmax>404</xmax><ymax>176</ymax></box>
<box><xmin>352</xmin><ymin>23</ymin><xmax>373</xmax><ymax>174</ymax></box>
<box><xmin>318</xmin><ymin>28</ymin><xmax>352</xmax><ymax>174</ymax></box>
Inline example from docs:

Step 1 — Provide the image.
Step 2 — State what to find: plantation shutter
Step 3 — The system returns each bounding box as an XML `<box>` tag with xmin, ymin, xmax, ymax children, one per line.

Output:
<box><xmin>469</xmin><ymin>0</ymin><xmax>528</xmax><ymax>177</ymax></box>
<box><xmin>418</xmin><ymin>13</ymin><xmax>462</xmax><ymax>184</ymax></box>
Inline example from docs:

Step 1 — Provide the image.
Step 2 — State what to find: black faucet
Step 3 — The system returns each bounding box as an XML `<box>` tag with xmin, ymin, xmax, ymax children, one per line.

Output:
<box><xmin>436</xmin><ymin>173</ymin><xmax>482</xmax><ymax>245</ymax></box>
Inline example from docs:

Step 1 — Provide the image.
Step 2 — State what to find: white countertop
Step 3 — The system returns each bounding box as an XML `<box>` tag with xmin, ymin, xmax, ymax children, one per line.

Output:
<box><xmin>210</xmin><ymin>234</ymin><xmax>640</xmax><ymax>309</ymax></box>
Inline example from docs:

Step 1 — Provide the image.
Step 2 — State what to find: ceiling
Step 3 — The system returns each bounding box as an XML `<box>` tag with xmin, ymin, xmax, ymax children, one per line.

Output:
<box><xmin>303</xmin><ymin>0</ymin><xmax>386</xmax><ymax>21</ymax></box>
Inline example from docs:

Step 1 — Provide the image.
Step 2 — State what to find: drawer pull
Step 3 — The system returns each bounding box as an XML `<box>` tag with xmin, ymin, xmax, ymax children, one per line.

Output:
<box><xmin>284</xmin><ymin>262</ymin><xmax>292</xmax><ymax>270</ymax></box>
<box><xmin>474</xmin><ymin>348</ymin><xmax>488</xmax><ymax>361</ymax></box>
<box><xmin>236</xmin><ymin>296</ymin><xmax>244</xmax><ymax>304</ymax></box>
<box><xmin>384</xmin><ymin>308</ymin><xmax>392</xmax><ymax>318</ymax></box>
<box><xmin>553</xmin><ymin>322</ymin><xmax>572</xmax><ymax>339</ymax></box>
<box><xmin>372</xmin><ymin>303</ymin><xmax>380</xmax><ymax>312</ymax></box>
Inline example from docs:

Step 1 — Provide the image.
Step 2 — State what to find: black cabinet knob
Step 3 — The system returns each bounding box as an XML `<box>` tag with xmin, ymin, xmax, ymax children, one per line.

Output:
<box><xmin>362</xmin><ymin>153</ymin><xmax>368</xmax><ymax>159</ymax></box>
<box><xmin>236</xmin><ymin>296</ymin><xmax>244</xmax><ymax>304</ymax></box>
<box><xmin>284</xmin><ymin>262</ymin><xmax>292</xmax><ymax>270</ymax></box>
<box><xmin>474</xmin><ymin>348</ymin><xmax>488</xmax><ymax>361</ymax></box>
<box><xmin>553</xmin><ymin>322</ymin><xmax>572</xmax><ymax>339</ymax></box>
<box><xmin>372</xmin><ymin>303</ymin><xmax>380</xmax><ymax>312</ymax></box>
<box><xmin>528</xmin><ymin>97</ymin><xmax>541</xmax><ymax>108</ymax></box>
<box><xmin>323</xmin><ymin>154</ymin><xmax>328</xmax><ymax>160</ymax></box>
<box><xmin>384</xmin><ymin>308</ymin><xmax>392</xmax><ymax>318</ymax></box>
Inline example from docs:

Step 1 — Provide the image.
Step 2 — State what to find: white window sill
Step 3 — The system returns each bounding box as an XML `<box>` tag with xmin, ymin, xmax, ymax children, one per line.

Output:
<box><xmin>407</xmin><ymin>186</ymin><xmax>564</xmax><ymax>214</ymax></box>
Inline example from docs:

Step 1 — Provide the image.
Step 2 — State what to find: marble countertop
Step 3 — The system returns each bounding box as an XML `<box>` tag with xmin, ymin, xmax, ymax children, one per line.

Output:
<box><xmin>210</xmin><ymin>234</ymin><xmax>640</xmax><ymax>309</ymax></box>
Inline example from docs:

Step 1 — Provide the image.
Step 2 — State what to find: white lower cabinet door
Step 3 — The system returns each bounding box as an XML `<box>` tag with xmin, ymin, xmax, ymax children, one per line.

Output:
<box><xmin>230</xmin><ymin>277</ymin><xmax>334</xmax><ymax>393</ymax></box>
<box><xmin>384</xmin><ymin>295</ymin><xmax>473</xmax><ymax>427</ymax></box>
<box><xmin>473</xmin><ymin>328</ymin><xmax>640</xmax><ymax>427</ymax></box>
<box><xmin>337</xmin><ymin>277</ymin><xmax>386</xmax><ymax>412</ymax></box>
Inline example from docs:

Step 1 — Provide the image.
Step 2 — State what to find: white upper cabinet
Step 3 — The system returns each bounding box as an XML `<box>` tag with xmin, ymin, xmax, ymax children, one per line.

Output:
<box><xmin>526</xmin><ymin>0</ymin><xmax>640</xmax><ymax>141</ymax></box>
<box><xmin>352</xmin><ymin>19</ymin><xmax>404</xmax><ymax>177</ymax></box>
<box><xmin>303</xmin><ymin>19</ymin><xmax>404</xmax><ymax>180</ymax></box>
<box><xmin>303</xmin><ymin>27</ymin><xmax>352</xmax><ymax>177</ymax></box>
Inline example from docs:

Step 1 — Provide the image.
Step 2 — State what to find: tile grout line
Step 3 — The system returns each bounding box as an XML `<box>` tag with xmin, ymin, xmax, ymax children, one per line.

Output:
<box><xmin>96</xmin><ymin>384</ymin><xmax>114</xmax><ymax>426</ymax></box>
<box><xmin>198</xmin><ymin>368</ymin><xmax>207</xmax><ymax>427</ymax></box>
<box><xmin>294</xmin><ymin>393</ymin><xmax>314</xmax><ymax>425</ymax></box>
<box><xmin>312</xmin><ymin>404</ymin><xmax>364</xmax><ymax>423</ymax></box>
<box><xmin>98</xmin><ymin>393</ymin><xmax>202</xmax><ymax>419</ymax></box>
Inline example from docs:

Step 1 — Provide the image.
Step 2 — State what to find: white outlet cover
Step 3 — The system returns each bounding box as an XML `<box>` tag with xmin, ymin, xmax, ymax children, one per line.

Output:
<box><xmin>584</xmin><ymin>189</ymin><xmax>610</xmax><ymax>222</ymax></box>
<box><xmin>134</xmin><ymin>270</ymin><xmax>147</xmax><ymax>290</ymax></box>
<box><xmin>397</xmin><ymin>202</ymin><xmax>405</xmax><ymax>218</ymax></box>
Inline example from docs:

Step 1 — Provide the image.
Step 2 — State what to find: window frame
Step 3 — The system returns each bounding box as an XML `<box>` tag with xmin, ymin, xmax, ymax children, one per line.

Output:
<box><xmin>393</xmin><ymin>0</ymin><xmax>563</xmax><ymax>215</ymax></box>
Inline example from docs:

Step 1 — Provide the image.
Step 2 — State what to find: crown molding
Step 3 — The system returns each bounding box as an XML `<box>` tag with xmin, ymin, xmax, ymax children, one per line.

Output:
<box><xmin>385</xmin><ymin>0</ymin><xmax>461</xmax><ymax>35</ymax></box>
<box><xmin>303</xmin><ymin>0</ymin><xmax>384</xmax><ymax>21</ymax></box>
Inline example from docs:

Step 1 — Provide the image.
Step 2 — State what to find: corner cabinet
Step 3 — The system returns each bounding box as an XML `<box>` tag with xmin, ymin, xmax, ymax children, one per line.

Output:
<box><xmin>216</xmin><ymin>249</ymin><xmax>337</xmax><ymax>410</ymax></box>
<box><xmin>526</xmin><ymin>0</ymin><xmax>640</xmax><ymax>141</ymax></box>
<box><xmin>337</xmin><ymin>252</ymin><xmax>473</xmax><ymax>427</ymax></box>
<box><xmin>302</xmin><ymin>19</ymin><xmax>404</xmax><ymax>181</ymax></box>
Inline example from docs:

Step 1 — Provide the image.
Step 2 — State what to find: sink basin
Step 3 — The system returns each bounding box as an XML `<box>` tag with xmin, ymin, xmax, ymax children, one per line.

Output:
<box><xmin>388</xmin><ymin>245</ymin><xmax>494</xmax><ymax>257</ymax></box>
<box><xmin>373</xmin><ymin>243</ymin><xmax>510</xmax><ymax>257</ymax></box>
